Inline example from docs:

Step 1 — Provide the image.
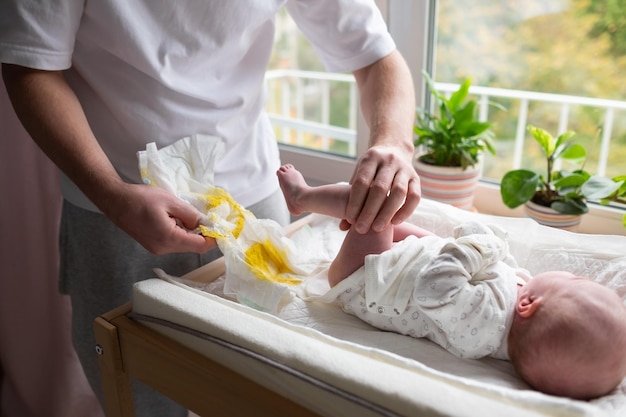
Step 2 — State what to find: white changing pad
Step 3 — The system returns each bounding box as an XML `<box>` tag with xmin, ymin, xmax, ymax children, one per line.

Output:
<box><xmin>132</xmin><ymin>199</ymin><xmax>626</xmax><ymax>417</ymax></box>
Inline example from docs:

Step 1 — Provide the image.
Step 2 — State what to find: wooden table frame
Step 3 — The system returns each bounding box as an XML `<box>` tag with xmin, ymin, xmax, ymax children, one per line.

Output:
<box><xmin>94</xmin><ymin>302</ymin><xmax>324</xmax><ymax>417</ymax></box>
<box><xmin>93</xmin><ymin>215</ymin><xmax>323</xmax><ymax>417</ymax></box>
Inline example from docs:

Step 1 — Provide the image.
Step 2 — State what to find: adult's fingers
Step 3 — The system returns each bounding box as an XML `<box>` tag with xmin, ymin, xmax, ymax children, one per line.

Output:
<box><xmin>345</xmin><ymin>156</ymin><xmax>377</xmax><ymax>227</ymax></box>
<box><xmin>168</xmin><ymin>222</ymin><xmax>217</xmax><ymax>254</ymax></box>
<box><xmin>351</xmin><ymin>162</ymin><xmax>397</xmax><ymax>233</ymax></box>
<box><xmin>390</xmin><ymin>175</ymin><xmax>421</xmax><ymax>225</ymax></box>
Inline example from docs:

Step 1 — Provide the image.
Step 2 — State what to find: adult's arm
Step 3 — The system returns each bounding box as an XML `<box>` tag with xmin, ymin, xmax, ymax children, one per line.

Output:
<box><xmin>2</xmin><ymin>64</ymin><xmax>215</xmax><ymax>255</ymax></box>
<box><xmin>349</xmin><ymin>50</ymin><xmax>421</xmax><ymax>234</ymax></box>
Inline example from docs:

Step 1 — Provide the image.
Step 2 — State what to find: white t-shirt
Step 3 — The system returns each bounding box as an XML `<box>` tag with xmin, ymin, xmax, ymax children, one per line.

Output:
<box><xmin>305</xmin><ymin>222</ymin><xmax>531</xmax><ymax>360</ymax></box>
<box><xmin>0</xmin><ymin>0</ymin><xmax>395</xmax><ymax>211</ymax></box>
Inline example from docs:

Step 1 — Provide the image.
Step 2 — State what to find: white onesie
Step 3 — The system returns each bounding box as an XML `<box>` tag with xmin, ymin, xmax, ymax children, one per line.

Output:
<box><xmin>306</xmin><ymin>222</ymin><xmax>531</xmax><ymax>360</ymax></box>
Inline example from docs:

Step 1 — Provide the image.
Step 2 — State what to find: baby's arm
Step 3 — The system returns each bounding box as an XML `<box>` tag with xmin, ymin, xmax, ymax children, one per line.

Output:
<box><xmin>442</xmin><ymin>234</ymin><xmax>509</xmax><ymax>277</ymax></box>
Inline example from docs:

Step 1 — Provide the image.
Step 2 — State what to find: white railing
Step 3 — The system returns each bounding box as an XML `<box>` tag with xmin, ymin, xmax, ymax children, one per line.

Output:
<box><xmin>265</xmin><ymin>69</ymin><xmax>626</xmax><ymax>177</ymax></box>
<box><xmin>265</xmin><ymin>69</ymin><xmax>358</xmax><ymax>156</ymax></box>
<box><xmin>435</xmin><ymin>83</ymin><xmax>626</xmax><ymax>176</ymax></box>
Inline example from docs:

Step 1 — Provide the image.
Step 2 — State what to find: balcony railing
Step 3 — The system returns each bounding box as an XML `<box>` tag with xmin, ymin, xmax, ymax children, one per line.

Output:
<box><xmin>265</xmin><ymin>69</ymin><xmax>626</xmax><ymax>179</ymax></box>
<box><xmin>265</xmin><ymin>69</ymin><xmax>359</xmax><ymax>156</ymax></box>
<box><xmin>435</xmin><ymin>83</ymin><xmax>626</xmax><ymax>177</ymax></box>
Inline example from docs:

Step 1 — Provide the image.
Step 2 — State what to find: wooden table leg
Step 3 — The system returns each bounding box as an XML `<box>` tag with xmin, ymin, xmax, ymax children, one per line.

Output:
<box><xmin>94</xmin><ymin>311</ymin><xmax>135</xmax><ymax>417</ymax></box>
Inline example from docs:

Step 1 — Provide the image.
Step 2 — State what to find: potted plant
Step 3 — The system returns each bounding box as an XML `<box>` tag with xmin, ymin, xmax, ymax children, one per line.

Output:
<box><xmin>413</xmin><ymin>71</ymin><xmax>498</xmax><ymax>210</ymax></box>
<box><xmin>500</xmin><ymin>125</ymin><xmax>625</xmax><ymax>230</ymax></box>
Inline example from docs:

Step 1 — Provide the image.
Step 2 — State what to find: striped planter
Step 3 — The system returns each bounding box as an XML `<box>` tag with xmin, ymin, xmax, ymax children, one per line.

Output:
<box><xmin>524</xmin><ymin>200</ymin><xmax>582</xmax><ymax>231</ymax></box>
<box><xmin>413</xmin><ymin>157</ymin><xmax>481</xmax><ymax>210</ymax></box>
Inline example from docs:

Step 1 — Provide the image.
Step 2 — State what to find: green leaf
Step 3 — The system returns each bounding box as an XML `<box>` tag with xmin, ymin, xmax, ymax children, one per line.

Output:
<box><xmin>618</xmin><ymin>181</ymin><xmax>626</xmax><ymax>198</ymax></box>
<box><xmin>553</xmin><ymin>131</ymin><xmax>577</xmax><ymax>156</ymax></box>
<box><xmin>551</xmin><ymin>199</ymin><xmax>588</xmax><ymax>215</ymax></box>
<box><xmin>581</xmin><ymin>176</ymin><xmax>622</xmax><ymax>199</ymax></box>
<box><xmin>448</xmin><ymin>78</ymin><xmax>471</xmax><ymax>111</ymax></box>
<box><xmin>558</xmin><ymin>143</ymin><xmax>586</xmax><ymax>164</ymax></box>
<box><xmin>453</xmin><ymin>102</ymin><xmax>477</xmax><ymax>130</ymax></box>
<box><xmin>483</xmin><ymin>137</ymin><xmax>497</xmax><ymax>155</ymax></box>
<box><xmin>553</xmin><ymin>172</ymin><xmax>587</xmax><ymax>189</ymax></box>
<box><xmin>421</xmin><ymin>70</ymin><xmax>446</xmax><ymax>103</ymax></box>
<box><xmin>500</xmin><ymin>170</ymin><xmax>540</xmax><ymax>208</ymax></box>
<box><xmin>528</xmin><ymin>125</ymin><xmax>555</xmax><ymax>156</ymax></box>
<box><xmin>488</xmin><ymin>100</ymin><xmax>507</xmax><ymax>112</ymax></box>
<box><xmin>611</xmin><ymin>177</ymin><xmax>626</xmax><ymax>198</ymax></box>
<box><xmin>463</xmin><ymin>121</ymin><xmax>492</xmax><ymax>137</ymax></box>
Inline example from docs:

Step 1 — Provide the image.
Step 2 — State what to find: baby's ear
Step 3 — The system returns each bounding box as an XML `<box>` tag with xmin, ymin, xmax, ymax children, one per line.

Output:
<box><xmin>516</xmin><ymin>291</ymin><xmax>542</xmax><ymax>318</ymax></box>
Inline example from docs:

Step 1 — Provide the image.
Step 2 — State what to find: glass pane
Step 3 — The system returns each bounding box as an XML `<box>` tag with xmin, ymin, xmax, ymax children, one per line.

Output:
<box><xmin>266</xmin><ymin>8</ymin><xmax>358</xmax><ymax>158</ymax></box>
<box><xmin>434</xmin><ymin>0</ymin><xmax>626</xmax><ymax>181</ymax></box>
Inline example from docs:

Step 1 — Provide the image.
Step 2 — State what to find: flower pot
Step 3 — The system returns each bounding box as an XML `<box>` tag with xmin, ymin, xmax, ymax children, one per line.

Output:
<box><xmin>413</xmin><ymin>157</ymin><xmax>481</xmax><ymax>210</ymax></box>
<box><xmin>524</xmin><ymin>200</ymin><xmax>582</xmax><ymax>231</ymax></box>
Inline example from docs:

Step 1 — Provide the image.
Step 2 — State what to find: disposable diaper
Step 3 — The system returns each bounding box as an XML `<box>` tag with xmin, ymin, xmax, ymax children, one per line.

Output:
<box><xmin>137</xmin><ymin>134</ymin><xmax>313</xmax><ymax>313</ymax></box>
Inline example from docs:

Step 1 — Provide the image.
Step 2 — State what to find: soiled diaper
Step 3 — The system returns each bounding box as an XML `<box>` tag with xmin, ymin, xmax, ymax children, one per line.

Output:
<box><xmin>138</xmin><ymin>134</ymin><xmax>311</xmax><ymax>313</ymax></box>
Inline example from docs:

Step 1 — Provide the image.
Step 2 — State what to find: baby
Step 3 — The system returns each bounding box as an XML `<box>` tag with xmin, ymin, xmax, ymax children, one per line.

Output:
<box><xmin>277</xmin><ymin>164</ymin><xmax>626</xmax><ymax>400</ymax></box>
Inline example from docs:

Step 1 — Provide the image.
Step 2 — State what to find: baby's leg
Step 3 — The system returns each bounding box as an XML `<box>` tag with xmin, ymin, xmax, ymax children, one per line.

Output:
<box><xmin>328</xmin><ymin>222</ymin><xmax>434</xmax><ymax>286</ymax></box>
<box><xmin>328</xmin><ymin>225</ymin><xmax>394</xmax><ymax>287</ymax></box>
<box><xmin>277</xmin><ymin>164</ymin><xmax>350</xmax><ymax>218</ymax></box>
<box><xmin>277</xmin><ymin>164</ymin><xmax>434</xmax><ymax>287</ymax></box>
<box><xmin>278</xmin><ymin>165</ymin><xmax>437</xmax><ymax>241</ymax></box>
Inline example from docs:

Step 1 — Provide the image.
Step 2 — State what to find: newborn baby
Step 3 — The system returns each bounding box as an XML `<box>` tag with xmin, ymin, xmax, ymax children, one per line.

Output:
<box><xmin>277</xmin><ymin>164</ymin><xmax>626</xmax><ymax>400</ymax></box>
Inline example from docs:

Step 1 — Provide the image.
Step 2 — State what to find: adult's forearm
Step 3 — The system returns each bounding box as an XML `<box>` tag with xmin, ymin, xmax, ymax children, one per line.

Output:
<box><xmin>2</xmin><ymin>64</ymin><xmax>123</xmax><ymax>212</ymax></box>
<box><xmin>345</xmin><ymin>51</ymin><xmax>420</xmax><ymax>234</ymax></box>
<box><xmin>353</xmin><ymin>50</ymin><xmax>415</xmax><ymax>154</ymax></box>
<box><xmin>2</xmin><ymin>64</ymin><xmax>216</xmax><ymax>254</ymax></box>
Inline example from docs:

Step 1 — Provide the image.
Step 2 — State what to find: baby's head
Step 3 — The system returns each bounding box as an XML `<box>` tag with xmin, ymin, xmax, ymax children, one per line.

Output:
<box><xmin>508</xmin><ymin>271</ymin><xmax>626</xmax><ymax>399</ymax></box>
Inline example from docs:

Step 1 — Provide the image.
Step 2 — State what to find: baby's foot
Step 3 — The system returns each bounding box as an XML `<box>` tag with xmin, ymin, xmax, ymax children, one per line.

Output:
<box><xmin>277</xmin><ymin>164</ymin><xmax>308</xmax><ymax>215</ymax></box>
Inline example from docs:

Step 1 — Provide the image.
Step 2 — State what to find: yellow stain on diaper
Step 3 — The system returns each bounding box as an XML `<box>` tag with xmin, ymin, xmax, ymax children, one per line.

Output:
<box><xmin>244</xmin><ymin>239</ymin><xmax>301</xmax><ymax>285</ymax></box>
<box><xmin>198</xmin><ymin>222</ymin><xmax>224</xmax><ymax>239</ymax></box>
<box><xmin>197</xmin><ymin>188</ymin><xmax>246</xmax><ymax>240</ymax></box>
<box><xmin>178</xmin><ymin>185</ymin><xmax>301</xmax><ymax>287</ymax></box>
<box><xmin>140</xmin><ymin>167</ymin><xmax>155</xmax><ymax>186</ymax></box>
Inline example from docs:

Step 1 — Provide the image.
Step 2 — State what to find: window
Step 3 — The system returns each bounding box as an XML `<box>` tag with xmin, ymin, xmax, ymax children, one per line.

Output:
<box><xmin>429</xmin><ymin>0</ymin><xmax>626</xmax><ymax>232</ymax></box>
<box><xmin>266</xmin><ymin>1</ymin><xmax>625</xmax><ymax>233</ymax></box>
<box><xmin>432</xmin><ymin>0</ymin><xmax>626</xmax><ymax>182</ymax></box>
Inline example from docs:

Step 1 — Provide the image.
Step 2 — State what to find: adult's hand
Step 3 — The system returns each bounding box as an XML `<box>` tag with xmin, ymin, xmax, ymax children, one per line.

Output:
<box><xmin>343</xmin><ymin>145</ymin><xmax>420</xmax><ymax>233</ymax></box>
<box><xmin>102</xmin><ymin>183</ymin><xmax>216</xmax><ymax>255</ymax></box>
